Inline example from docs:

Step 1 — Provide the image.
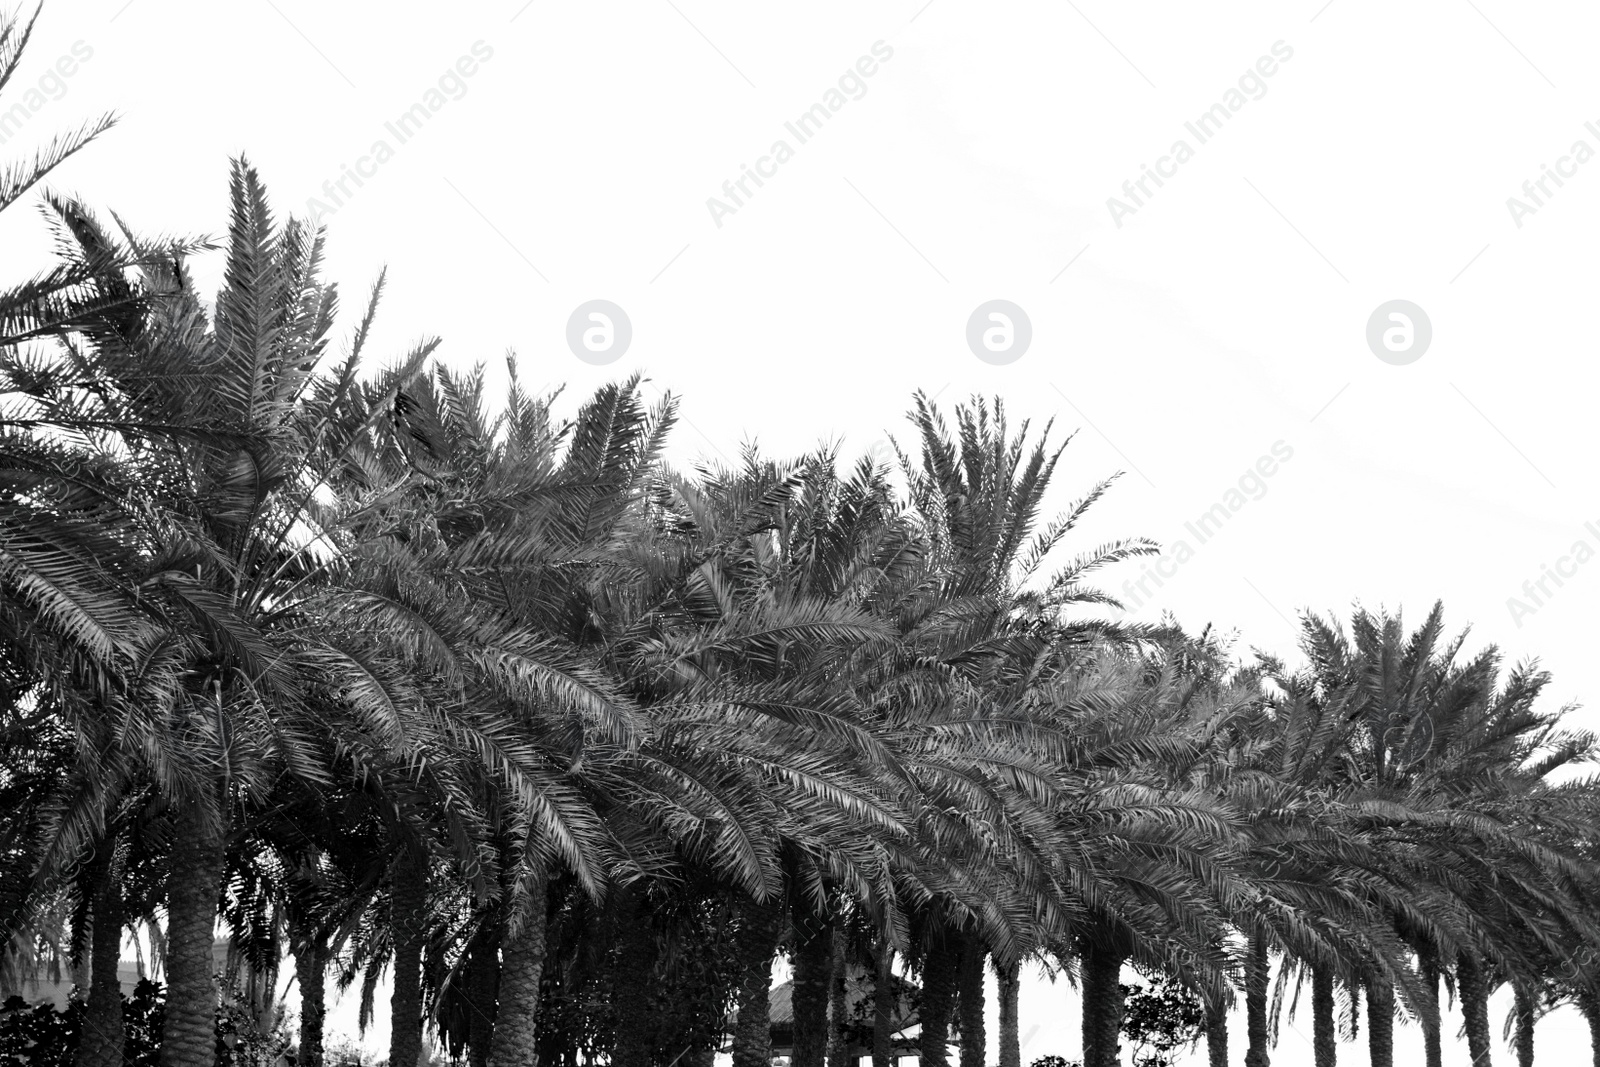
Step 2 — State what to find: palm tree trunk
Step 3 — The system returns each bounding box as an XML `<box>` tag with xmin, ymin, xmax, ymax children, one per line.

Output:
<box><xmin>158</xmin><ymin>799</ymin><xmax>225</xmax><ymax>1067</ymax></box>
<box><xmin>1513</xmin><ymin>985</ymin><xmax>1534</xmax><ymax>1067</ymax></box>
<box><xmin>611</xmin><ymin>887</ymin><xmax>660</xmax><ymax>1067</ymax></box>
<box><xmin>487</xmin><ymin>866</ymin><xmax>550</xmax><ymax>1067</ymax></box>
<box><xmin>1244</xmin><ymin>933</ymin><xmax>1271</xmax><ymax>1067</ymax></box>
<box><xmin>731</xmin><ymin>898</ymin><xmax>783</xmax><ymax>1067</ymax></box>
<box><xmin>75</xmin><ymin>851</ymin><xmax>125</xmax><ymax>1067</ymax></box>
<box><xmin>872</xmin><ymin>945</ymin><xmax>895</xmax><ymax>1067</ymax></box>
<box><xmin>1205</xmin><ymin>1001</ymin><xmax>1229</xmax><ymax>1067</ymax></box>
<box><xmin>826</xmin><ymin>927</ymin><xmax>850</xmax><ymax>1067</ymax></box>
<box><xmin>1079</xmin><ymin>938</ymin><xmax>1126</xmax><ymax>1067</ymax></box>
<box><xmin>1418</xmin><ymin>942</ymin><xmax>1443</xmax><ymax>1067</ymax></box>
<box><xmin>792</xmin><ymin>912</ymin><xmax>833</xmax><ymax>1067</ymax></box>
<box><xmin>293</xmin><ymin>933</ymin><xmax>328</xmax><ymax>1067</ymax></box>
<box><xmin>920</xmin><ymin>934</ymin><xmax>958</xmax><ymax>1067</ymax></box>
<box><xmin>1366</xmin><ymin>975</ymin><xmax>1395</xmax><ymax>1067</ymax></box>
<box><xmin>1459</xmin><ymin>952</ymin><xmax>1493</xmax><ymax>1067</ymax></box>
<box><xmin>997</xmin><ymin>957</ymin><xmax>1021</xmax><ymax>1067</ymax></box>
<box><xmin>957</xmin><ymin>934</ymin><xmax>985</xmax><ymax>1067</ymax></box>
<box><xmin>389</xmin><ymin>847</ymin><xmax>429</xmax><ymax>1067</ymax></box>
<box><xmin>1311</xmin><ymin>964</ymin><xmax>1335</xmax><ymax>1067</ymax></box>
<box><xmin>465</xmin><ymin>923</ymin><xmax>501</xmax><ymax>1067</ymax></box>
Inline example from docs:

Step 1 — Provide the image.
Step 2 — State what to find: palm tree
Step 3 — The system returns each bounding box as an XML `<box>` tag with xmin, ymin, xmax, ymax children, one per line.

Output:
<box><xmin>71</xmin><ymin>811</ymin><xmax>129</xmax><ymax>1067</ymax></box>
<box><xmin>1217</xmin><ymin>651</ymin><xmax>1421</xmax><ymax>1067</ymax></box>
<box><xmin>955</xmin><ymin>929</ymin><xmax>985</xmax><ymax>1067</ymax></box>
<box><xmin>1287</xmin><ymin>603</ymin><xmax>1600</xmax><ymax>1067</ymax></box>
<box><xmin>12</xmin><ymin>106</ymin><xmax>1600</xmax><ymax>1067</ymax></box>
<box><xmin>232</xmin><ymin>773</ymin><xmax>387</xmax><ymax>1067</ymax></box>
<box><xmin>0</xmin><ymin>14</ymin><xmax>174</xmax><ymax>1033</ymax></box>
<box><xmin>1058</xmin><ymin>649</ymin><xmax>1251</xmax><ymax>1067</ymax></box>
<box><xmin>1510</xmin><ymin>981</ymin><xmax>1535</xmax><ymax>1067</ymax></box>
<box><xmin>0</xmin><ymin>4</ymin><xmax>121</xmax><ymax>350</ymax></box>
<box><xmin>618</xmin><ymin>449</ymin><xmax>917</xmax><ymax>1060</ymax></box>
<box><xmin>918</xmin><ymin>924</ymin><xmax>959</xmax><ymax>1067</ymax></box>
<box><xmin>333</xmin><ymin>366</ymin><xmax>668</xmax><ymax>1065</ymax></box>
<box><xmin>874</xmin><ymin>396</ymin><xmax>1268</xmax><ymax>1067</ymax></box>
<box><xmin>791</xmin><ymin>884</ymin><xmax>835</xmax><ymax>1067</ymax></box>
<box><xmin>996</xmin><ymin>955</ymin><xmax>1022</xmax><ymax>1067</ymax></box>
<box><xmin>2</xmin><ymin>163</ymin><xmax>477</xmax><ymax>1067</ymax></box>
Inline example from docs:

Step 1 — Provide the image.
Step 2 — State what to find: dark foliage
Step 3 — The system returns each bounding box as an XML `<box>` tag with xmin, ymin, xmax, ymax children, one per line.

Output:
<box><xmin>0</xmin><ymin>978</ymin><xmax>162</xmax><ymax>1067</ymax></box>
<box><xmin>1121</xmin><ymin>976</ymin><xmax>1205</xmax><ymax>1067</ymax></box>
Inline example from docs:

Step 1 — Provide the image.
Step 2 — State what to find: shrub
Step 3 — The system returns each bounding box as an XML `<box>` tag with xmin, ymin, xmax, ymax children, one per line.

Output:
<box><xmin>0</xmin><ymin>975</ymin><xmax>290</xmax><ymax>1066</ymax></box>
<box><xmin>1121</xmin><ymin>976</ymin><xmax>1206</xmax><ymax>1067</ymax></box>
<box><xmin>0</xmin><ymin>979</ymin><xmax>161</xmax><ymax>1067</ymax></box>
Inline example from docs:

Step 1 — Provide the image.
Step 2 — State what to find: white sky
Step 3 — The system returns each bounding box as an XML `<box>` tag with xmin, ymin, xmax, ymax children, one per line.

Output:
<box><xmin>5</xmin><ymin>0</ymin><xmax>1599</xmax><ymax>1062</ymax></box>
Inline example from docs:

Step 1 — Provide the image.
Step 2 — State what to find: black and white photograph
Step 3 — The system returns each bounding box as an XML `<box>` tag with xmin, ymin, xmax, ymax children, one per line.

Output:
<box><xmin>1</xmin><ymin>3</ymin><xmax>1597</xmax><ymax>1066</ymax></box>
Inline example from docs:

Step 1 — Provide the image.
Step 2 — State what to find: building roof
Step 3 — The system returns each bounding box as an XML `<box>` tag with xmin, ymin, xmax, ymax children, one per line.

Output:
<box><xmin>755</xmin><ymin>964</ymin><xmax>923</xmax><ymax>1057</ymax></box>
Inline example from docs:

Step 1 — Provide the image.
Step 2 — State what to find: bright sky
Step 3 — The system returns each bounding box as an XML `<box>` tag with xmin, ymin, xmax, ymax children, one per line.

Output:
<box><xmin>6</xmin><ymin>1</ymin><xmax>1598</xmax><ymax>1062</ymax></box>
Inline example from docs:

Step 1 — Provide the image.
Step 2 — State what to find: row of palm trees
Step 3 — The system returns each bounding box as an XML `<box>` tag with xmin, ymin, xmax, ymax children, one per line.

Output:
<box><xmin>3</xmin><ymin>13</ymin><xmax>1600</xmax><ymax>1067</ymax></box>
